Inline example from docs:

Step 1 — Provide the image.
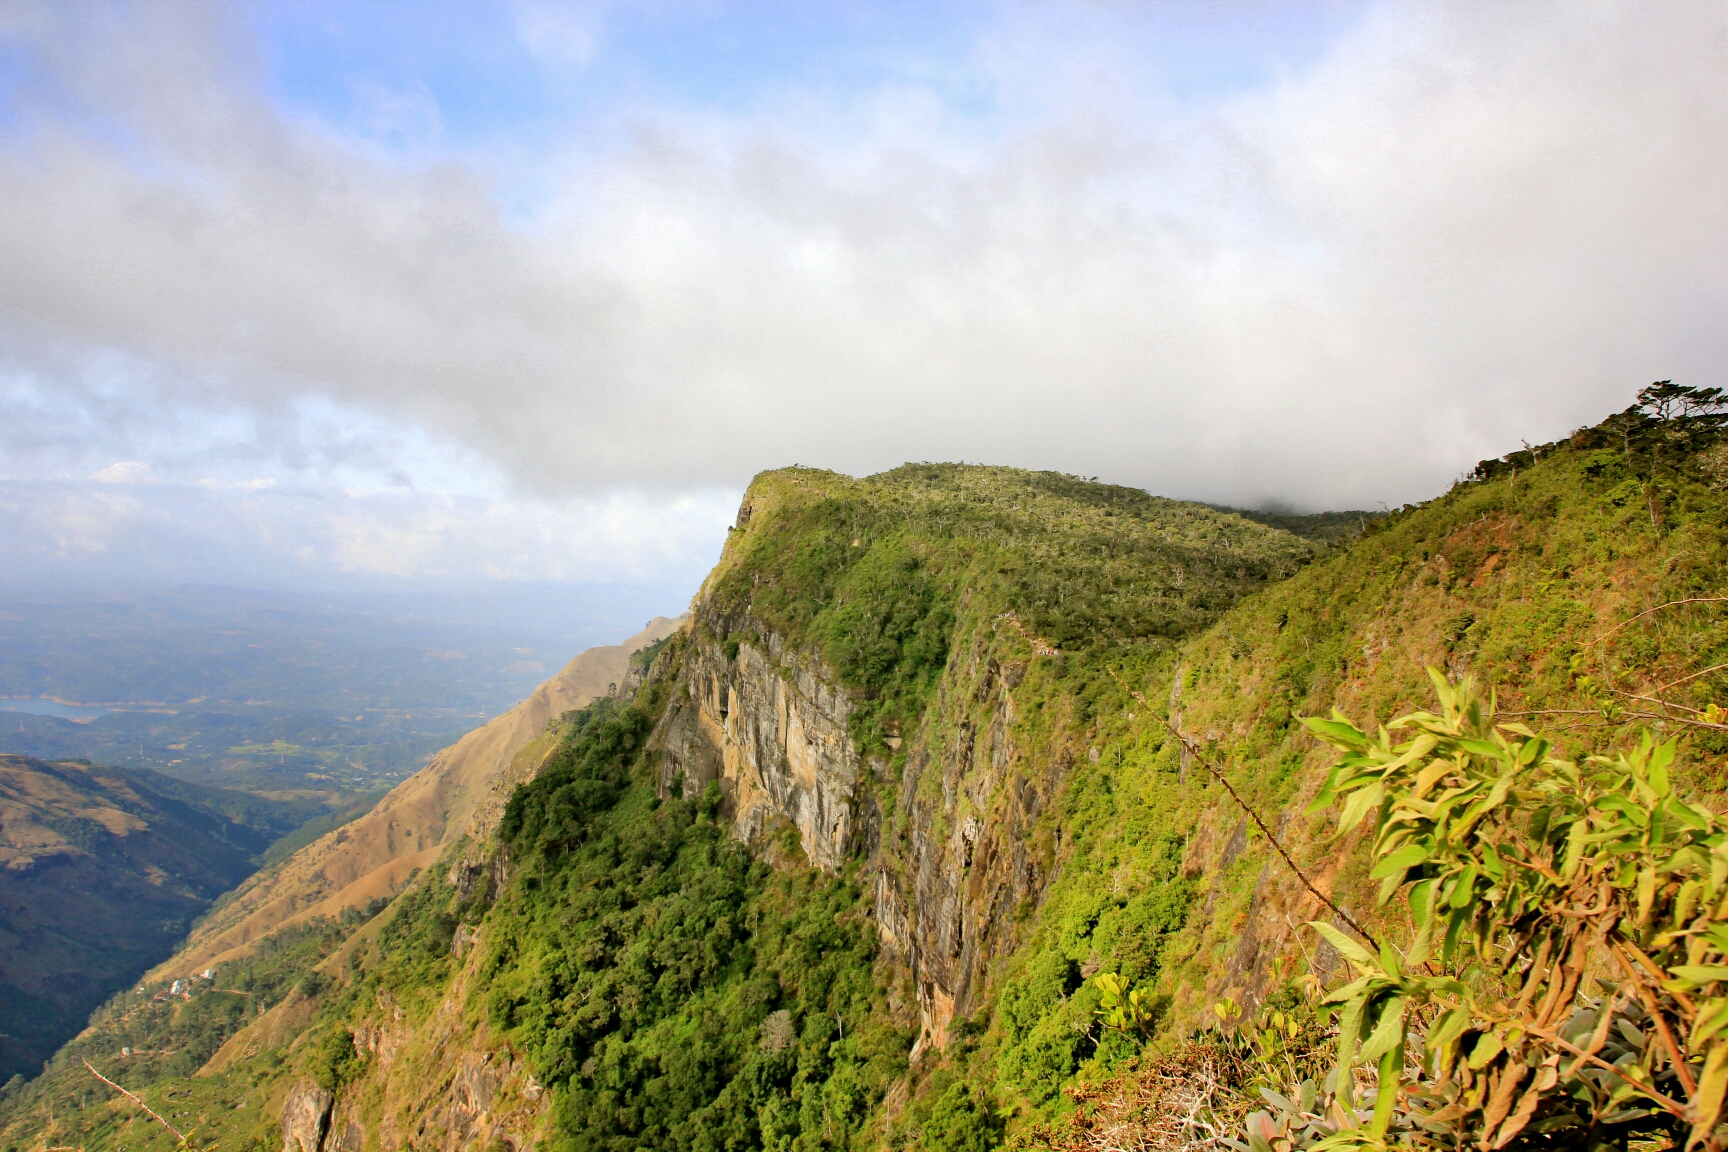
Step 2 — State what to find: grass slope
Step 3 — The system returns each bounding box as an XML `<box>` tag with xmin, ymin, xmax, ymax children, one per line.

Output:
<box><xmin>974</xmin><ymin>406</ymin><xmax>1728</xmax><ymax>1143</ymax></box>
<box><xmin>12</xmin><ymin>404</ymin><xmax>1728</xmax><ymax>1151</ymax></box>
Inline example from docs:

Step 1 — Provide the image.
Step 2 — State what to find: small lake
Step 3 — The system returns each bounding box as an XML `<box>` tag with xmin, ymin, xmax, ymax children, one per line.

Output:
<box><xmin>0</xmin><ymin>698</ymin><xmax>113</xmax><ymax>720</ymax></box>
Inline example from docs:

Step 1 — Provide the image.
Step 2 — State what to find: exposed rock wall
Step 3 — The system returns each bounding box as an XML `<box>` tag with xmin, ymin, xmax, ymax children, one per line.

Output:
<box><xmin>279</xmin><ymin>1080</ymin><xmax>333</xmax><ymax>1152</ymax></box>
<box><xmin>657</xmin><ymin>611</ymin><xmax>1072</xmax><ymax>1054</ymax></box>
<box><xmin>877</xmin><ymin>639</ymin><xmax>1070</xmax><ymax>1054</ymax></box>
<box><xmin>656</xmin><ymin>622</ymin><xmax>866</xmax><ymax>874</ymax></box>
<box><xmin>261</xmin><ymin>934</ymin><xmax>550</xmax><ymax>1152</ymax></box>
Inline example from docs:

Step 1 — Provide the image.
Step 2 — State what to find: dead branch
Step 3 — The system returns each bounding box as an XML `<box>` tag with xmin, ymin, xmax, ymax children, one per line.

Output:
<box><xmin>1653</xmin><ymin>662</ymin><xmax>1728</xmax><ymax>695</ymax></box>
<box><xmin>1587</xmin><ymin>597</ymin><xmax>1728</xmax><ymax>649</ymax></box>
<box><xmin>1103</xmin><ymin>667</ymin><xmax>1380</xmax><ymax>952</ymax></box>
<box><xmin>82</xmin><ymin>1057</ymin><xmax>195</xmax><ymax>1148</ymax></box>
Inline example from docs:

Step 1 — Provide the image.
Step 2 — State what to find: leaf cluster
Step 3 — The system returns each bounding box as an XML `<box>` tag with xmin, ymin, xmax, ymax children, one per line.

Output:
<box><xmin>1286</xmin><ymin>672</ymin><xmax>1728</xmax><ymax>1150</ymax></box>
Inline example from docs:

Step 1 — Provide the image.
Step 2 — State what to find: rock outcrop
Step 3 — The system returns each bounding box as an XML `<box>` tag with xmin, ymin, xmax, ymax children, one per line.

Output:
<box><xmin>279</xmin><ymin>1079</ymin><xmax>333</xmax><ymax>1152</ymax></box>
<box><xmin>656</xmin><ymin>610</ymin><xmax>1069</xmax><ymax>1054</ymax></box>
<box><xmin>657</xmin><ymin>623</ymin><xmax>867</xmax><ymax>874</ymax></box>
<box><xmin>879</xmin><ymin>641</ymin><xmax>1063</xmax><ymax>1054</ymax></box>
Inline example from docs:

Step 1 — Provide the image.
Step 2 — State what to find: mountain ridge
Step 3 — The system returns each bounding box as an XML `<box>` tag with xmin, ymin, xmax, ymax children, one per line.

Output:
<box><xmin>7</xmin><ymin>405</ymin><xmax>1728</xmax><ymax>1151</ymax></box>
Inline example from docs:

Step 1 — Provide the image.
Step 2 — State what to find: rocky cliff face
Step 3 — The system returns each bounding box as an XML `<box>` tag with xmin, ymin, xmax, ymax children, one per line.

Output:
<box><xmin>878</xmin><ymin>637</ymin><xmax>1064</xmax><ymax>1056</ymax></box>
<box><xmin>656</xmin><ymin>608</ymin><xmax>1074</xmax><ymax>1055</ymax></box>
<box><xmin>656</xmin><ymin>620</ymin><xmax>868</xmax><ymax>875</ymax></box>
<box><xmin>266</xmin><ymin>936</ymin><xmax>549</xmax><ymax>1152</ymax></box>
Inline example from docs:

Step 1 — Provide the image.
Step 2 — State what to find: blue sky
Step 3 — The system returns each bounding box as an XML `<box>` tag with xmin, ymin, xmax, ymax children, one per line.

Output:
<box><xmin>251</xmin><ymin>3</ymin><xmax>1360</xmax><ymax>162</ymax></box>
<box><xmin>0</xmin><ymin>0</ymin><xmax>1723</xmax><ymax>615</ymax></box>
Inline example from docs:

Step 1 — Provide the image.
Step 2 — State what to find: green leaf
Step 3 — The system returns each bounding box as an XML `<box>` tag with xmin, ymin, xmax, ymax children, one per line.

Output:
<box><xmin>1371</xmin><ymin>1044</ymin><xmax>1403</xmax><ymax>1138</ymax></box>
<box><xmin>1370</xmin><ymin>843</ymin><xmax>1430</xmax><ymax>879</ymax></box>
<box><xmin>1667</xmin><ymin>965</ymin><xmax>1728</xmax><ymax>989</ymax></box>
<box><xmin>1302</xmin><ymin>716</ymin><xmax>1370</xmax><ymax>749</ymax></box>
<box><xmin>1448</xmin><ymin>867</ymin><xmax>1479</xmax><ymax>910</ymax></box>
<box><xmin>1648</xmin><ymin>738</ymin><xmax>1674</xmax><ymax>798</ymax></box>
<box><xmin>1408</xmin><ymin>878</ymin><xmax>1437</xmax><ymax>929</ymax></box>
<box><xmin>1690</xmin><ymin>999</ymin><xmax>1728</xmax><ymax>1050</ymax></box>
<box><xmin>1562</xmin><ymin>818</ymin><xmax>1588</xmax><ymax>879</ymax></box>
<box><xmin>1309</xmin><ymin>920</ymin><xmax>1378</xmax><ymax>972</ymax></box>
<box><xmin>1359</xmin><ymin>996</ymin><xmax>1408</xmax><ymax>1062</ymax></box>
<box><xmin>1689</xmin><ymin>1041</ymin><xmax>1728</xmax><ymax>1149</ymax></box>
<box><xmin>1467</xmin><ymin>1030</ymin><xmax>1504</xmax><ymax>1070</ymax></box>
<box><xmin>1335</xmin><ymin>782</ymin><xmax>1385</xmax><ymax>838</ymax></box>
<box><xmin>1427</xmin><ymin>1006</ymin><xmax>1474</xmax><ymax>1058</ymax></box>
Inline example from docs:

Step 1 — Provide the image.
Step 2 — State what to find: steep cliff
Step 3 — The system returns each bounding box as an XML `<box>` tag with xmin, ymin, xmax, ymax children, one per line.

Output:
<box><xmin>19</xmin><ymin>419</ymin><xmax>1721</xmax><ymax>1152</ymax></box>
<box><xmin>648</xmin><ymin>464</ymin><xmax>1316</xmax><ymax>1073</ymax></box>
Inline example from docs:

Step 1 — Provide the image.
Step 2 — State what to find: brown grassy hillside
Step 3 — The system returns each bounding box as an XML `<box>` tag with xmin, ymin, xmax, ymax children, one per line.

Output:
<box><xmin>154</xmin><ymin>617</ymin><xmax>684</xmax><ymax>978</ymax></box>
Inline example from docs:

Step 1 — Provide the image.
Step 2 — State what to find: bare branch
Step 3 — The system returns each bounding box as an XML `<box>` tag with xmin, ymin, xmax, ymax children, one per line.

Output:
<box><xmin>1587</xmin><ymin>597</ymin><xmax>1728</xmax><ymax>650</ymax></box>
<box><xmin>82</xmin><ymin>1057</ymin><xmax>194</xmax><ymax>1148</ymax></box>
<box><xmin>1104</xmin><ymin>666</ymin><xmax>1381</xmax><ymax>952</ymax></box>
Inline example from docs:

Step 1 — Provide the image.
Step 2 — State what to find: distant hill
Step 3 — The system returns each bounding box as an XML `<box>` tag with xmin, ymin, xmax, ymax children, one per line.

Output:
<box><xmin>1215</xmin><ymin>505</ymin><xmax>1383</xmax><ymax>548</ymax></box>
<box><xmin>0</xmin><ymin>584</ymin><xmax>663</xmax><ymax>796</ymax></box>
<box><xmin>0</xmin><ymin>757</ymin><xmax>314</xmax><ymax>1080</ymax></box>
<box><xmin>152</xmin><ymin>616</ymin><xmax>686</xmax><ymax>979</ymax></box>
<box><xmin>14</xmin><ymin>400</ymin><xmax>1728</xmax><ymax>1152</ymax></box>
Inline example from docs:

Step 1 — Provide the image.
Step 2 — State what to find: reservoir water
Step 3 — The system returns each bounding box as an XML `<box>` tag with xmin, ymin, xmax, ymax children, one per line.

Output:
<box><xmin>0</xmin><ymin>698</ymin><xmax>113</xmax><ymax>720</ymax></box>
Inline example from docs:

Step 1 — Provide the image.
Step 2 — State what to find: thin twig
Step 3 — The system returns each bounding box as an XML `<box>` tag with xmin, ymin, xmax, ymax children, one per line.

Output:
<box><xmin>1102</xmin><ymin>666</ymin><xmax>1381</xmax><ymax>952</ymax></box>
<box><xmin>1001</xmin><ymin>612</ymin><xmax>1382</xmax><ymax>952</ymax></box>
<box><xmin>1654</xmin><ymin>662</ymin><xmax>1728</xmax><ymax>695</ymax></box>
<box><xmin>1515</xmin><ymin>1023</ymin><xmax>1690</xmax><ymax>1122</ymax></box>
<box><xmin>1611</xmin><ymin>688</ymin><xmax>1706</xmax><ymax>716</ymax></box>
<box><xmin>1503</xmin><ymin>703</ymin><xmax>1728</xmax><ymax>734</ymax></box>
<box><xmin>1619</xmin><ymin>710</ymin><xmax>1728</xmax><ymax>734</ymax></box>
<box><xmin>82</xmin><ymin>1057</ymin><xmax>194</xmax><ymax>1147</ymax></box>
<box><xmin>1587</xmin><ymin>597</ymin><xmax>1728</xmax><ymax>649</ymax></box>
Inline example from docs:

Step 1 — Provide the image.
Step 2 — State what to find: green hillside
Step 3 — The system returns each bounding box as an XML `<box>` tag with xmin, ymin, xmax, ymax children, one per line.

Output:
<box><xmin>0</xmin><ymin>757</ymin><xmax>322</xmax><ymax>1081</ymax></box>
<box><xmin>6</xmin><ymin>388</ymin><xmax>1727</xmax><ymax>1152</ymax></box>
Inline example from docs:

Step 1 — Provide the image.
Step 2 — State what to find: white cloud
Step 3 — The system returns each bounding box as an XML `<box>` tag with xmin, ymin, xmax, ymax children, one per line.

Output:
<box><xmin>89</xmin><ymin>460</ymin><xmax>156</xmax><ymax>483</ymax></box>
<box><xmin>0</xmin><ymin>0</ymin><xmax>1722</xmax><ymax>526</ymax></box>
<box><xmin>513</xmin><ymin>0</ymin><xmax>620</xmax><ymax>67</ymax></box>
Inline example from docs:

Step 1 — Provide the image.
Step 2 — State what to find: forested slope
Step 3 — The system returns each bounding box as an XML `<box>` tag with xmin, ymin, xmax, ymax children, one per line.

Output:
<box><xmin>6</xmin><ymin>390</ymin><xmax>1727</xmax><ymax>1152</ymax></box>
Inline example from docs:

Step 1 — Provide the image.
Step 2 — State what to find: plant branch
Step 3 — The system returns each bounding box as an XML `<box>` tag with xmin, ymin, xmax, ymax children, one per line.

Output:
<box><xmin>1514</xmin><ymin>1023</ymin><xmax>1691</xmax><ymax>1122</ymax></box>
<box><xmin>82</xmin><ymin>1057</ymin><xmax>194</xmax><ymax>1147</ymax></box>
<box><xmin>1588</xmin><ymin>597</ymin><xmax>1728</xmax><ymax>650</ymax></box>
<box><xmin>1611</xmin><ymin>945</ymin><xmax>1698</xmax><ymax>1101</ymax></box>
<box><xmin>1654</xmin><ymin>662</ymin><xmax>1728</xmax><ymax>695</ymax></box>
<box><xmin>1104</xmin><ymin>666</ymin><xmax>1381</xmax><ymax>952</ymax></box>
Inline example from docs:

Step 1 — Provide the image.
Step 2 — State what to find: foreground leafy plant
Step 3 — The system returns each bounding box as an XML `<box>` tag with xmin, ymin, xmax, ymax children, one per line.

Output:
<box><xmin>1289</xmin><ymin>671</ymin><xmax>1728</xmax><ymax>1150</ymax></box>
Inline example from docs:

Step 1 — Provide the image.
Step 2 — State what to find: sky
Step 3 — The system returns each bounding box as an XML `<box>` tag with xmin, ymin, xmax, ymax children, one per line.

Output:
<box><xmin>0</xmin><ymin>0</ymin><xmax>1724</xmax><ymax>609</ymax></box>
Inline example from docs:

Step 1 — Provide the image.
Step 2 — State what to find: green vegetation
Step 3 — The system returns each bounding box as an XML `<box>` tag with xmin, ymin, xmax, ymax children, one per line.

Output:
<box><xmin>1220</xmin><ymin>507</ymin><xmax>1383</xmax><ymax>550</ymax></box>
<box><xmin>0</xmin><ymin>917</ymin><xmax>356</xmax><ymax>1152</ymax></box>
<box><xmin>1263</xmin><ymin>675</ymin><xmax>1725</xmax><ymax>1150</ymax></box>
<box><xmin>487</xmin><ymin>697</ymin><xmax>910</xmax><ymax>1152</ymax></box>
<box><xmin>12</xmin><ymin>386</ymin><xmax>1728</xmax><ymax>1152</ymax></box>
<box><xmin>0</xmin><ymin>756</ymin><xmax>326</xmax><ymax>1080</ymax></box>
<box><xmin>1015</xmin><ymin>385</ymin><xmax>1728</xmax><ymax>1148</ymax></box>
<box><xmin>710</xmin><ymin>463</ymin><xmax>1311</xmax><ymax>751</ymax></box>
